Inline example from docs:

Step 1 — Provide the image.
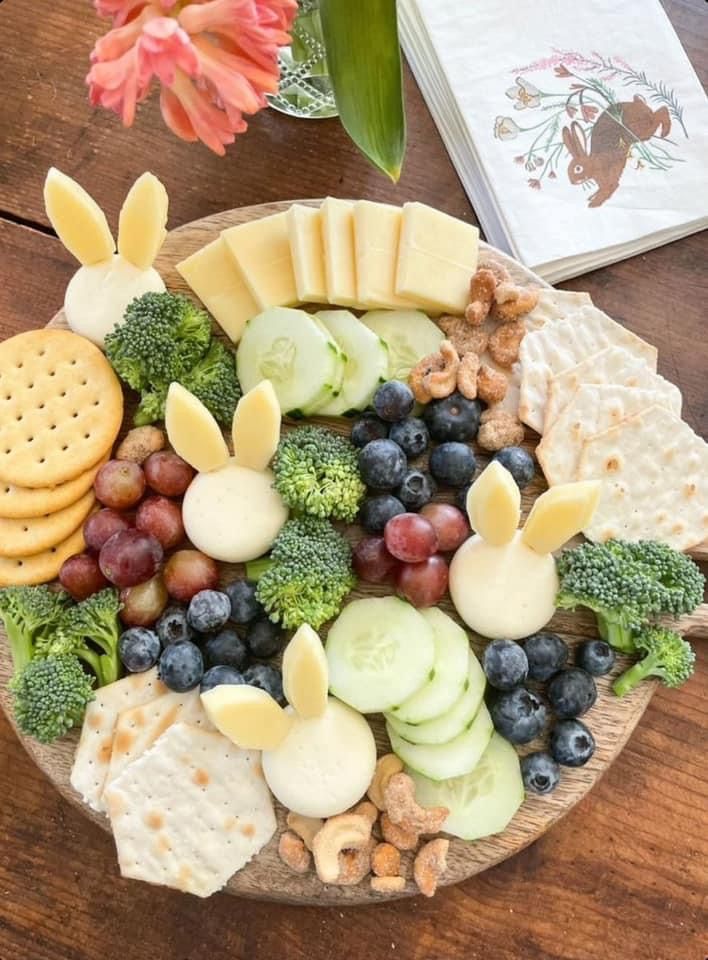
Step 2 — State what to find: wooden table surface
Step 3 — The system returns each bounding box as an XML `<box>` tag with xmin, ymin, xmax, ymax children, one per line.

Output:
<box><xmin>0</xmin><ymin>0</ymin><xmax>706</xmax><ymax>957</ymax></box>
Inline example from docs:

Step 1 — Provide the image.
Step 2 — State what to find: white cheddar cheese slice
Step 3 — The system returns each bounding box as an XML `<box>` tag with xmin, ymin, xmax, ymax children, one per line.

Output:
<box><xmin>117</xmin><ymin>172</ymin><xmax>168</xmax><ymax>270</ymax></box>
<box><xmin>287</xmin><ymin>204</ymin><xmax>327</xmax><ymax>303</ymax></box>
<box><xmin>321</xmin><ymin>197</ymin><xmax>358</xmax><ymax>306</ymax></box>
<box><xmin>165</xmin><ymin>383</ymin><xmax>229</xmax><ymax>473</ymax></box>
<box><xmin>522</xmin><ymin>480</ymin><xmax>602</xmax><ymax>554</ymax></box>
<box><xmin>353</xmin><ymin>201</ymin><xmax>417</xmax><ymax>309</ymax></box>
<box><xmin>201</xmin><ymin>685</ymin><xmax>293</xmax><ymax>751</ymax></box>
<box><xmin>466</xmin><ymin>461</ymin><xmax>520</xmax><ymax>546</ymax></box>
<box><xmin>222</xmin><ymin>213</ymin><xmax>299</xmax><ymax>311</ymax></box>
<box><xmin>231</xmin><ymin>380</ymin><xmax>281</xmax><ymax>471</ymax></box>
<box><xmin>176</xmin><ymin>237</ymin><xmax>258</xmax><ymax>343</ymax></box>
<box><xmin>282</xmin><ymin>624</ymin><xmax>328</xmax><ymax>719</ymax></box>
<box><xmin>44</xmin><ymin>167</ymin><xmax>115</xmax><ymax>266</ymax></box>
<box><xmin>396</xmin><ymin>202</ymin><xmax>479</xmax><ymax>314</ymax></box>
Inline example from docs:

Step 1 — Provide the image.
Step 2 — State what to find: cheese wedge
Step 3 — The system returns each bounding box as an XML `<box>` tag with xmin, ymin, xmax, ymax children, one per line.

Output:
<box><xmin>282</xmin><ymin>624</ymin><xmax>328</xmax><ymax>719</ymax></box>
<box><xmin>353</xmin><ymin>201</ymin><xmax>416</xmax><ymax>309</ymax></box>
<box><xmin>165</xmin><ymin>383</ymin><xmax>229</xmax><ymax>473</ymax></box>
<box><xmin>222</xmin><ymin>213</ymin><xmax>298</xmax><ymax>311</ymax></box>
<box><xmin>231</xmin><ymin>380</ymin><xmax>281</xmax><ymax>471</ymax></box>
<box><xmin>44</xmin><ymin>167</ymin><xmax>115</xmax><ymax>266</ymax></box>
<box><xmin>117</xmin><ymin>172</ymin><xmax>168</xmax><ymax>270</ymax></box>
<box><xmin>201</xmin><ymin>685</ymin><xmax>294</xmax><ymax>751</ymax></box>
<box><xmin>287</xmin><ymin>204</ymin><xmax>327</xmax><ymax>303</ymax></box>
<box><xmin>466</xmin><ymin>462</ymin><xmax>520</xmax><ymax>546</ymax></box>
<box><xmin>321</xmin><ymin>197</ymin><xmax>357</xmax><ymax>306</ymax></box>
<box><xmin>396</xmin><ymin>202</ymin><xmax>479</xmax><ymax>314</ymax></box>
<box><xmin>521</xmin><ymin>480</ymin><xmax>602</xmax><ymax>554</ymax></box>
<box><xmin>176</xmin><ymin>237</ymin><xmax>258</xmax><ymax>343</ymax></box>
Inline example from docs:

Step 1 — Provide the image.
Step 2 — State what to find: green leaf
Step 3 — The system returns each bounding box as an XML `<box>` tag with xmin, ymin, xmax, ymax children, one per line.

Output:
<box><xmin>319</xmin><ymin>0</ymin><xmax>406</xmax><ymax>181</ymax></box>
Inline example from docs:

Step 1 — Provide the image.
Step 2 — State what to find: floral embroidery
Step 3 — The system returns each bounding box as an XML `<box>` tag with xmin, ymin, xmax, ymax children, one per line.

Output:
<box><xmin>505</xmin><ymin>77</ymin><xmax>541</xmax><ymax>110</ymax></box>
<box><xmin>493</xmin><ymin>116</ymin><xmax>520</xmax><ymax>140</ymax></box>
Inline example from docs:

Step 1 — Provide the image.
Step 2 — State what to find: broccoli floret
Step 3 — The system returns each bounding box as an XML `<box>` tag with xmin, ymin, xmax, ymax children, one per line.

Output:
<box><xmin>247</xmin><ymin>517</ymin><xmax>356</xmax><ymax>630</ymax></box>
<box><xmin>0</xmin><ymin>586</ymin><xmax>71</xmax><ymax>674</ymax></box>
<box><xmin>11</xmin><ymin>655</ymin><xmax>95</xmax><ymax>743</ymax></box>
<box><xmin>556</xmin><ymin>540</ymin><xmax>704</xmax><ymax>653</ymax></box>
<box><xmin>38</xmin><ymin>588</ymin><xmax>122</xmax><ymax>687</ymax></box>
<box><xmin>612</xmin><ymin>626</ymin><xmax>695</xmax><ymax>697</ymax></box>
<box><xmin>273</xmin><ymin>426</ymin><xmax>366</xmax><ymax>522</ymax></box>
<box><xmin>133</xmin><ymin>384</ymin><xmax>169</xmax><ymax>428</ymax></box>
<box><xmin>179</xmin><ymin>339</ymin><xmax>241</xmax><ymax>426</ymax></box>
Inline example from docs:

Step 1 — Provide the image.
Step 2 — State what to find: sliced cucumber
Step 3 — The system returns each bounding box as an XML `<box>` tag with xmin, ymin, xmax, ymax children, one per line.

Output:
<box><xmin>326</xmin><ymin>597</ymin><xmax>435</xmax><ymax>714</ymax></box>
<box><xmin>315</xmin><ymin>310</ymin><xmax>389</xmax><ymax>415</ymax></box>
<box><xmin>389</xmin><ymin>608</ymin><xmax>469</xmax><ymax>724</ymax></box>
<box><xmin>408</xmin><ymin>733</ymin><xmax>524</xmax><ymax>840</ymax></box>
<box><xmin>386</xmin><ymin>703</ymin><xmax>493</xmax><ymax>781</ymax></box>
<box><xmin>305</xmin><ymin>316</ymin><xmax>347</xmax><ymax>415</ymax></box>
<box><xmin>385</xmin><ymin>650</ymin><xmax>485</xmax><ymax>745</ymax></box>
<box><xmin>361</xmin><ymin>310</ymin><xmax>444</xmax><ymax>381</ymax></box>
<box><xmin>236</xmin><ymin>307</ymin><xmax>341</xmax><ymax>416</ymax></box>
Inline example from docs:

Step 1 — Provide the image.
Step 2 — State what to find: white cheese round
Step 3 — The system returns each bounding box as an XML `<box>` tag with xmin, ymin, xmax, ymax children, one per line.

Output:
<box><xmin>449</xmin><ymin>531</ymin><xmax>558</xmax><ymax>640</ymax></box>
<box><xmin>262</xmin><ymin>699</ymin><xmax>377</xmax><ymax>819</ymax></box>
<box><xmin>182</xmin><ymin>461</ymin><xmax>288</xmax><ymax>563</ymax></box>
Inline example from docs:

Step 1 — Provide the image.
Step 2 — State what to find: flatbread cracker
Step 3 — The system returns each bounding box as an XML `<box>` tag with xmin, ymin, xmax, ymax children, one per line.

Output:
<box><xmin>105</xmin><ymin>723</ymin><xmax>276</xmax><ymax>898</ymax></box>
<box><xmin>70</xmin><ymin>668</ymin><xmax>167</xmax><ymax>812</ymax></box>
<box><xmin>0</xmin><ymin>521</ymin><xmax>88</xmax><ymax>587</ymax></box>
<box><xmin>0</xmin><ymin>489</ymin><xmax>95</xmax><ymax>557</ymax></box>
<box><xmin>577</xmin><ymin>405</ymin><xmax>708</xmax><ymax>550</ymax></box>
<box><xmin>0</xmin><ymin>453</ymin><xmax>108</xmax><ymax>519</ymax></box>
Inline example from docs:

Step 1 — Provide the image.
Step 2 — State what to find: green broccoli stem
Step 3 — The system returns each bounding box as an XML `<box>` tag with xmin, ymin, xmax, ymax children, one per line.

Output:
<box><xmin>613</xmin><ymin>651</ymin><xmax>662</xmax><ymax>697</ymax></box>
<box><xmin>5</xmin><ymin>621</ymin><xmax>34</xmax><ymax>675</ymax></box>
<box><xmin>245</xmin><ymin>558</ymin><xmax>272</xmax><ymax>582</ymax></box>
<box><xmin>596</xmin><ymin>616</ymin><xmax>637</xmax><ymax>654</ymax></box>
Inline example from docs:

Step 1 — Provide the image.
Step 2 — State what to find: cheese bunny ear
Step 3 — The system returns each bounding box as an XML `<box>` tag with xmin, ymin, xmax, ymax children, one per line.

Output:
<box><xmin>117</xmin><ymin>172</ymin><xmax>169</xmax><ymax>271</ymax></box>
<box><xmin>231</xmin><ymin>379</ymin><xmax>281</xmax><ymax>471</ymax></box>
<box><xmin>165</xmin><ymin>382</ymin><xmax>229</xmax><ymax>473</ymax></box>
<box><xmin>43</xmin><ymin>167</ymin><xmax>115</xmax><ymax>266</ymax></box>
<box><xmin>466</xmin><ymin>461</ymin><xmax>520</xmax><ymax>545</ymax></box>
<box><xmin>200</xmin><ymin>685</ymin><xmax>294</xmax><ymax>751</ymax></box>
<box><xmin>522</xmin><ymin>480</ymin><xmax>602</xmax><ymax>554</ymax></box>
<box><xmin>282</xmin><ymin>624</ymin><xmax>328</xmax><ymax>719</ymax></box>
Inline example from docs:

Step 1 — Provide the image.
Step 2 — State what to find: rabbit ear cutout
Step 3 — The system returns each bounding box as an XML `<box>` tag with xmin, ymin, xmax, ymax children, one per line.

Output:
<box><xmin>43</xmin><ymin>167</ymin><xmax>115</xmax><ymax>266</ymax></box>
<box><xmin>117</xmin><ymin>172</ymin><xmax>169</xmax><ymax>271</ymax></box>
<box><xmin>571</xmin><ymin>121</ymin><xmax>589</xmax><ymax>157</ymax></box>
<box><xmin>466</xmin><ymin>461</ymin><xmax>520</xmax><ymax>546</ymax></box>
<box><xmin>562</xmin><ymin>125</ymin><xmax>576</xmax><ymax>155</ymax></box>
<box><xmin>165</xmin><ymin>382</ymin><xmax>229</xmax><ymax>473</ymax></box>
<box><xmin>521</xmin><ymin>480</ymin><xmax>602</xmax><ymax>554</ymax></box>
<box><xmin>200</xmin><ymin>684</ymin><xmax>294</xmax><ymax>751</ymax></box>
<box><xmin>282</xmin><ymin>625</ymin><xmax>328</xmax><ymax>720</ymax></box>
<box><xmin>231</xmin><ymin>379</ymin><xmax>281</xmax><ymax>471</ymax></box>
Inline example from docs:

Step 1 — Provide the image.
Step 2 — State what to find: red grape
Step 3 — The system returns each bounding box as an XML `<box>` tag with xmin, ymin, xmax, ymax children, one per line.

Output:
<box><xmin>120</xmin><ymin>575</ymin><xmax>169</xmax><ymax>627</ymax></box>
<box><xmin>396</xmin><ymin>554</ymin><xmax>449</xmax><ymax>608</ymax></box>
<box><xmin>59</xmin><ymin>552</ymin><xmax>109</xmax><ymax>600</ymax></box>
<box><xmin>144</xmin><ymin>451</ymin><xmax>194</xmax><ymax>497</ymax></box>
<box><xmin>163</xmin><ymin>549</ymin><xmax>219</xmax><ymax>602</ymax></box>
<box><xmin>384</xmin><ymin>513</ymin><xmax>439</xmax><ymax>563</ymax></box>
<box><xmin>84</xmin><ymin>508</ymin><xmax>131</xmax><ymax>553</ymax></box>
<box><xmin>99</xmin><ymin>529</ymin><xmax>163</xmax><ymax>588</ymax></box>
<box><xmin>420</xmin><ymin>503</ymin><xmax>470</xmax><ymax>552</ymax></box>
<box><xmin>136</xmin><ymin>496</ymin><xmax>185</xmax><ymax>550</ymax></box>
<box><xmin>94</xmin><ymin>460</ymin><xmax>146</xmax><ymax>510</ymax></box>
<box><xmin>352</xmin><ymin>536</ymin><xmax>400</xmax><ymax>584</ymax></box>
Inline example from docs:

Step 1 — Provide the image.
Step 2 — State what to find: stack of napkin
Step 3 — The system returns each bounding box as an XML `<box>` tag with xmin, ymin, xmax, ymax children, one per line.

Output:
<box><xmin>399</xmin><ymin>0</ymin><xmax>708</xmax><ymax>281</ymax></box>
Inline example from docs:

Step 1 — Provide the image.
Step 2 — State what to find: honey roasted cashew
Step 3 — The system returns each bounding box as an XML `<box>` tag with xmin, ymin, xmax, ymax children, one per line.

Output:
<box><xmin>409</xmin><ymin>340</ymin><xmax>460</xmax><ymax>403</ymax></box>
<box><xmin>478</xmin><ymin>408</ymin><xmax>525</xmax><ymax>451</ymax></box>
<box><xmin>380</xmin><ymin>812</ymin><xmax>420</xmax><ymax>851</ymax></box>
<box><xmin>286</xmin><ymin>812</ymin><xmax>324</xmax><ymax>851</ymax></box>
<box><xmin>383</xmin><ymin>772</ymin><xmax>449</xmax><ymax>835</ymax></box>
<box><xmin>350</xmin><ymin>800</ymin><xmax>379</xmax><ymax>826</ymax></box>
<box><xmin>488</xmin><ymin>320</ymin><xmax>526</xmax><ymax>368</ymax></box>
<box><xmin>367</xmin><ymin>753</ymin><xmax>404</xmax><ymax>811</ymax></box>
<box><xmin>456</xmin><ymin>351</ymin><xmax>480</xmax><ymax>400</ymax></box>
<box><xmin>371</xmin><ymin>842</ymin><xmax>402</xmax><ymax>878</ymax></box>
<box><xmin>278</xmin><ymin>830</ymin><xmax>312</xmax><ymax>874</ymax></box>
<box><xmin>477</xmin><ymin>364</ymin><xmax>508</xmax><ymax>405</ymax></box>
<box><xmin>438</xmin><ymin>315</ymin><xmax>489</xmax><ymax>357</ymax></box>
<box><xmin>311</xmin><ymin>813</ymin><xmax>373</xmax><ymax>884</ymax></box>
<box><xmin>371</xmin><ymin>875</ymin><xmax>406</xmax><ymax>894</ymax></box>
<box><xmin>494</xmin><ymin>282</ymin><xmax>540</xmax><ymax>322</ymax></box>
<box><xmin>464</xmin><ymin>268</ymin><xmax>497</xmax><ymax>326</ymax></box>
<box><xmin>414</xmin><ymin>838</ymin><xmax>450</xmax><ymax>898</ymax></box>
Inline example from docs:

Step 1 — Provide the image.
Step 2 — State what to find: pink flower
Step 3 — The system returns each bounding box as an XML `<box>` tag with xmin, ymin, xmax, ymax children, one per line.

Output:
<box><xmin>566</xmin><ymin>105</ymin><xmax>577</xmax><ymax>117</ymax></box>
<box><xmin>87</xmin><ymin>0</ymin><xmax>298</xmax><ymax>155</ymax></box>
<box><xmin>581</xmin><ymin>105</ymin><xmax>598</xmax><ymax>122</ymax></box>
<box><xmin>549</xmin><ymin>171</ymin><xmax>557</xmax><ymax>179</ymax></box>
<box><xmin>528</xmin><ymin>178</ymin><xmax>541</xmax><ymax>190</ymax></box>
<box><xmin>554</xmin><ymin>65</ymin><xmax>571</xmax><ymax>78</ymax></box>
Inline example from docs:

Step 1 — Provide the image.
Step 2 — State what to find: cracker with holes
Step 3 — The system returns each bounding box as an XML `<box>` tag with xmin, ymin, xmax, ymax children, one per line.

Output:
<box><xmin>0</xmin><ymin>489</ymin><xmax>95</xmax><ymax>557</ymax></box>
<box><xmin>0</xmin><ymin>522</ymin><xmax>88</xmax><ymax>587</ymax></box>
<box><xmin>104</xmin><ymin>723</ymin><xmax>276</xmax><ymax>898</ymax></box>
<box><xmin>0</xmin><ymin>453</ymin><xmax>107</xmax><ymax>519</ymax></box>
<box><xmin>0</xmin><ymin>329</ymin><xmax>123</xmax><ymax>488</ymax></box>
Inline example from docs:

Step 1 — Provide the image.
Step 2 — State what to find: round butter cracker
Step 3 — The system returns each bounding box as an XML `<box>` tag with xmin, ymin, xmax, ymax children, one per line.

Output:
<box><xmin>0</xmin><ymin>452</ymin><xmax>108</xmax><ymax>519</ymax></box>
<box><xmin>0</xmin><ymin>521</ymin><xmax>87</xmax><ymax>587</ymax></box>
<box><xmin>0</xmin><ymin>488</ymin><xmax>95</xmax><ymax>557</ymax></box>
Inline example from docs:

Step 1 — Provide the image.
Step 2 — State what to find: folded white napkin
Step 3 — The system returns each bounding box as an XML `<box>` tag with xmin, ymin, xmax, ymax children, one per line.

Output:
<box><xmin>399</xmin><ymin>0</ymin><xmax>708</xmax><ymax>281</ymax></box>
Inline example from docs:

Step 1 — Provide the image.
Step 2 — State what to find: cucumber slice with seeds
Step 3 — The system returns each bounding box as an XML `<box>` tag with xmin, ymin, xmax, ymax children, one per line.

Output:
<box><xmin>304</xmin><ymin>316</ymin><xmax>347</xmax><ymax>414</ymax></box>
<box><xmin>361</xmin><ymin>310</ymin><xmax>444</xmax><ymax>381</ymax></box>
<box><xmin>387</xmin><ymin>703</ymin><xmax>493</xmax><ymax>781</ymax></box>
<box><xmin>316</xmin><ymin>310</ymin><xmax>389</xmax><ymax>415</ymax></box>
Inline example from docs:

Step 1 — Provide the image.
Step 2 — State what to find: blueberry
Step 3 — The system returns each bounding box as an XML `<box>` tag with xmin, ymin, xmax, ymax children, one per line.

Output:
<box><xmin>550</xmin><ymin>719</ymin><xmax>595</xmax><ymax>767</ymax></box>
<box><xmin>423</xmin><ymin>392</ymin><xmax>482</xmax><ymax>442</ymax></box>
<box><xmin>429</xmin><ymin>442</ymin><xmax>476</xmax><ymax>487</ymax></box>
<box><xmin>547</xmin><ymin>668</ymin><xmax>597</xmax><ymax>719</ymax></box>
<box><xmin>492</xmin><ymin>447</ymin><xmax>535</xmax><ymax>490</ymax></box>
<box><xmin>187</xmin><ymin>590</ymin><xmax>232</xmax><ymax>633</ymax></box>
<box><xmin>521</xmin><ymin>751</ymin><xmax>561</xmax><ymax>795</ymax></box>
<box><xmin>483</xmin><ymin>639</ymin><xmax>528</xmax><ymax>690</ymax></box>
<box><xmin>156</xmin><ymin>606</ymin><xmax>193</xmax><ymax>647</ymax></box>
<box><xmin>359</xmin><ymin>494</ymin><xmax>406</xmax><ymax>533</ymax></box>
<box><xmin>244</xmin><ymin>663</ymin><xmax>284</xmax><ymax>704</ymax></box>
<box><xmin>224</xmin><ymin>580</ymin><xmax>263</xmax><ymax>625</ymax></box>
<box><xmin>158</xmin><ymin>640</ymin><xmax>204</xmax><ymax>692</ymax></box>
<box><xmin>577</xmin><ymin>640</ymin><xmax>616</xmax><ymax>677</ymax></box>
<box><xmin>388</xmin><ymin>417</ymin><xmax>429</xmax><ymax>458</ymax></box>
<box><xmin>395</xmin><ymin>469</ymin><xmax>436</xmax><ymax>510</ymax></box>
<box><xmin>351</xmin><ymin>414</ymin><xmax>389</xmax><ymax>448</ymax></box>
<box><xmin>372</xmin><ymin>381</ymin><xmax>415</xmax><ymax>422</ymax></box>
<box><xmin>455</xmin><ymin>483</ymin><xmax>471</xmax><ymax>512</ymax></box>
<box><xmin>118</xmin><ymin>627</ymin><xmax>161</xmax><ymax>673</ymax></box>
<box><xmin>246</xmin><ymin>618</ymin><xmax>283</xmax><ymax>659</ymax></box>
<box><xmin>490</xmin><ymin>686</ymin><xmax>547</xmax><ymax>744</ymax></box>
<box><xmin>200</xmin><ymin>665</ymin><xmax>245</xmax><ymax>694</ymax></box>
<box><xmin>203</xmin><ymin>627</ymin><xmax>249</xmax><ymax>671</ymax></box>
<box><xmin>524</xmin><ymin>632</ymin><xmax>568</xmax><ymax>682</ymax></box>
<box><xmin>358</xmin><ymin>439</ymin><xmax>407</xmax><ymax>490</ymax></box>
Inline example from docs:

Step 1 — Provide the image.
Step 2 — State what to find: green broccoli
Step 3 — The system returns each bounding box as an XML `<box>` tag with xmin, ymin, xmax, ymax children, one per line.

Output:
<box><xmin>612</xmin><ymin>626</ymin><xmax>695</xmax><ymax>697</ymax></box>
<box><xmin>179</xmin><ymin>338</ymin><xmax>241</xmax><ymax>425</ymax></box>
<box><xmin>556</xmin><ymin>540</ymin><xmax>704</xmax><ymax>653</ymax></box>
<box><xmin>11</xmin><ymin>655</ymin><xmax>95</xmax><ymax>743</ymax></box>
<box><xmin>0</xmin><ymin>586</ymin><xmax>71</xmax><ymax>674</ymax></box>
<box><xmin>38</xmin><ymin>588</ymin><xmax>122</xmax><ymax>687</ymax></box>
<box><xmin>273</xmin><ymin>426</ymin><xmax>366</xmax><ymax>522</ymax></box>
<box><xmin>247</xmin><ymin>516</ymin><xmax>356</xmax><ymax>629</ymax></box>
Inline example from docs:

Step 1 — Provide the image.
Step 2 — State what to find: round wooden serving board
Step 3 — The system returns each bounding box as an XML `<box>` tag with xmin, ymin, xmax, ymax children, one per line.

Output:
<box><xmin>1</xmin><ymin>202</ymin><xmax>706</xmax><ymax>905</ymax></box>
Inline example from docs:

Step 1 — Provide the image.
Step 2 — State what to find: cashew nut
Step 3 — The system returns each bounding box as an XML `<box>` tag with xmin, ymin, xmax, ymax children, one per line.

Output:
<box><xmin>438</xmin><ymin>315</ymin><xmax>489</xmax><ymax>357</ymax></box>
<box><xmin>409</xmin><ymin>340</ymin><xmax>459</xmax><ymax>403</ymax></box>
<box><xmin>383</xmin><ymin>772</ymin><xmax>449</xmax><ymax>835</ymax></box>
<box><xmin>371</xmin><ymin>841</ymin><xmax>401</xmax><ymax>878</ymax></box>
<box><xmin>286</xmin><ymin>812</ymin><xmax>324</xmax><ymax>851</ymax></box>
<box><xmin>456</xmin><ymin>351</ymin><xmax>480</xmax><ymax>400</ymax></box>
<box><xmin>278</xmin><ymin>831</ymin><xmax>311</xmax><ymax>874</ymax></box>
<box><xmin>367</xmin><ymin>753</ymin><xmax>404</xmax><ymax>811</ymax></box>
<box><xmin>478</xmin><ymin>408</ymin><xmax>525</xmax><ymax>451</ymax></box>
<box><xmin>464</xmin><ymin>269</ymin><xmax>497</xmax><ymax>326</ymax></box>
<box><xmin>371</xmin><ymin>875</ymin><xmax>406</xmax><ymax>894</ymax></box>
<box><xmin>350</xmin><ymin>800</ymin><xmax>379</xmax><ymax>826</ymax></box>
<box><xmin>477</xmin><ymin>363</ymin><xmax>508</xmax><ymax>404</ymax></box>
<box><xmin>335</xmin><ymin>838</ymin><xmax>375</xmax><ymax>886</ymax></box>
<box><xmin>413</xmin><ymin>838</ymin><xmax>450</xmax><ymax>898</ymax></box>
<box><xmin>380</xmin><ymin>812</ymin><xmax>419</xmax><ymax>851</ymax></box>
<box><xmin>494</xmin><ymin>282</ymin><xmax>539</xmax><ymax>322</ymax></box>
<box><xmin>488</xmin><ymin>320</ymin><xmax>526</xmax><ymax>368</ymax></box>
<box><xmin>311</xmin><ymin>813</ymin><xmax>372</xmax><ymax>884</ymax></box>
